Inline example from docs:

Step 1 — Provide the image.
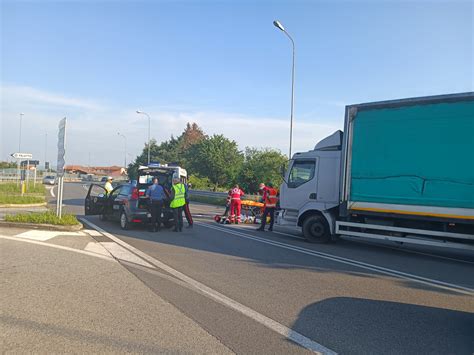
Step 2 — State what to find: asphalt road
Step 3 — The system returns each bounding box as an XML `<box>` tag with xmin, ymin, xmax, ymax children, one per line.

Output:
<box><xmin>50</xmin><ymin>182</ymin><xmax>474</xmax><ymax>354</ymax></box>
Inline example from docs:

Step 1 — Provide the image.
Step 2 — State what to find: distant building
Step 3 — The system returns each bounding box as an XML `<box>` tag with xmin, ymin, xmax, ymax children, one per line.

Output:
<box><xmin>64</xmin><ymin>165</ymin><xmax>127</xmax><ymax>178</ymax></box>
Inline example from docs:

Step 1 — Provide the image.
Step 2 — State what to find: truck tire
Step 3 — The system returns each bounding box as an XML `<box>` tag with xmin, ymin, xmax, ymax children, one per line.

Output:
<box><xmin>302</xmin><ymin>215</ymin><xmax>330</xmax><ymax>243</ymax></box>
<box><xmin>120</xmin><ymin>211</ymin><xmax>130</xmax><ymax>230</ymax></box>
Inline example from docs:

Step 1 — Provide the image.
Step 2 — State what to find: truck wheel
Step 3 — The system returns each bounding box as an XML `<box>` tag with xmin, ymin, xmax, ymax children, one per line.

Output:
<box><xmin>302</xmin><ymin>215</ymin><xmax>330</xmax><ymax>243</ymax></box>
<box><xmin>120</xmin><ymin>211</ymin><xmax>130</xmax><ymax>230</ymax></box>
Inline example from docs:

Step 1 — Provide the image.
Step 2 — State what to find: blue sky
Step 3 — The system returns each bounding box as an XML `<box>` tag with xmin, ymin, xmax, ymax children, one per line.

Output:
<box><xmin>1</xmin><ymin>0</ymin><xmax>472</xmax><ymax>166</ymax></box>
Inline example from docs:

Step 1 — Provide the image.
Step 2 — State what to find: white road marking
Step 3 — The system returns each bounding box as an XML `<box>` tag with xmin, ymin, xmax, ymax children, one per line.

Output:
<box><xmin>48</xmin><ymin>186</ymin><xmax>56</xmax><ymax>198</ymax></box>
<box><xmin>84</xmin><ymin>242</ymin><xmax>112</xmax><ymax>257</ymax></box>
<box><xmin>15</xmin><ymin>230</ymin><xmax>84</xmax><ymax>241</ymax></box>
<box><xmin>198</xmin><ymin>222</ymin><xmax>474</xmax><ymax>296</ymax></box>
<box><xmin>83</xmin><ymin>228</ymin><xmax>103</xmax><ymax>237</ymax></box>
<box><xmin>342</xmin><ymin>237</ymin><xmax>474</xmax><ymax>265</ymax></box>
<box><xmin>0</xmin><ymin>235</ymin><xmax>116</xmax><ymax>262</ymax></box>
<box><xmin>100</xmin><ymin>242</ymin><xmax>155</xmax><ymax>268</ymax></box>
<box><xmin>80</xmin><ymin>218</ymin><xmax>336</xmax><ymax>355</ymax></box>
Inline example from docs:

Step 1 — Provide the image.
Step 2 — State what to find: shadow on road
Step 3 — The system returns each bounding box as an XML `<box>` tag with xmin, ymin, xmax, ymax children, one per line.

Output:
<box><xmin>290</xmin><ymin>297</ymin><xmax>474</xmax><ymax>354</ymax></box>
<box><xmin>84</xmin><ymin>215</ymin><xmax>474</xmax><ymax>296</ymax></box>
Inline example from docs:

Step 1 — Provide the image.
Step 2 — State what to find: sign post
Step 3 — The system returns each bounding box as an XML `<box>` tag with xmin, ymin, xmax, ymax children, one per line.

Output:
<box><xmin>56</xmin><ymin>118</ymin><xmax>66</xmax><ymax>218</ymax></box>
<box><xmin>11</xmin><ymin>153</ymin><xmax>33</xmax><ymax>192</ymax></box>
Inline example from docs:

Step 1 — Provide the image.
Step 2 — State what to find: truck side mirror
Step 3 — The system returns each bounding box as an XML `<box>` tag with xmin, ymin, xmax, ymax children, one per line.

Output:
<box><xmin>280</xmin><ymin>163</ymin><xmax>288</xmax><ymax>184</ymax></box>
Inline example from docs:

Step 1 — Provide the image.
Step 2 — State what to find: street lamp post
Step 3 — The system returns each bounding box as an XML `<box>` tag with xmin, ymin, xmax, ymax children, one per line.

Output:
<box><xmin>117</xmin><ymin>132</ymin><xmax>127</xmax><ymax>169</ymax></box>
<box><xmin>273</xmin><ymin>20</ymin><xmax>295</xmax><ymax>160</ymax></box>
<box><xmin>17</xmin><ymin>113</ymin><xmax>24</xmax><ymax>184</ymax></box>
<box><xmin>136</xmin><ymin>110</ymin><xmax>151</xmax><ymax>165</ymax></box>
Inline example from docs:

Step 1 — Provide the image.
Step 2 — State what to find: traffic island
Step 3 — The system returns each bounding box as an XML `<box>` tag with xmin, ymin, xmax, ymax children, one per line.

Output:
<box><xmin>2</xmin><ymin>211</ymin><xmax>83</xmax><ymax>231</ymax></box>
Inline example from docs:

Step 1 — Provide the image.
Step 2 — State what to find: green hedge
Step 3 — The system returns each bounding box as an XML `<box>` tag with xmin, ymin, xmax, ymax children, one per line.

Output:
<box><xmin>5</xmin><ymin>211</ymin><xmax>80</xmax><ymax>225</ymax></box>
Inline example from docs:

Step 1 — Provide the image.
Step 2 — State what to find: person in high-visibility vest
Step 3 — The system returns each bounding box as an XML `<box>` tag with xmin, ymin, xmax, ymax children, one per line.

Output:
<box><xmin>170</xmin><ymin>176</ymin><xmax>187</xmax><ymax>232</ymax></box>
<box><xmin>104</xmin><ymin>176</ymin><xmax>114</xmax><ymax>196</ymax></box>
<box><xmin>256</xmin><ymin>183</ymin><xmax>278</xmax><ymax>232</ymax></box>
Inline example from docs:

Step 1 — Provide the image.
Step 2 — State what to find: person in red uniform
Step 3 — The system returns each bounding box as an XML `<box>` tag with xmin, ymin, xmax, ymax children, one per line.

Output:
<box><xmin>183</xmin><ymin>183</ymin><xmax>194</xmax><ymax>228</ymax></box>
<box><xmin>229</xmin><ymin>184</ymin><xmax>245</xmax><ymax>224</ymax></box>
<box><xmin>256</xmin><ymin>182</ymin><xmax>278</xmax><ymax>232</ymax></box>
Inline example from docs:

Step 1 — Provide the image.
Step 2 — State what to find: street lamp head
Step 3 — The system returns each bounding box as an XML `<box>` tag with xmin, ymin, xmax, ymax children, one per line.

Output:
<box><xmin>20</xmin><ymin>112</ymin><xmax>24</xmax><ymax>116</ymax></box>
<box><xmin>273</xmin><ymin>20</ymin><xmax>285</xmax><ymax>31</ymax></box>
<box><xmin>136</xmin><ymin>110</ymin><xmax>142</xmax><ymax>114</ymax></box>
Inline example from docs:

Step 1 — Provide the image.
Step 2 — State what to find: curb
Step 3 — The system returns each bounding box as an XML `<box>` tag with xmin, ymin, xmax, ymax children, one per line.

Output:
<box><xmin>0</xmin><ymin>220</ymin><xmax>83</xmax><ymax>232</ymax></box>
<box><xmin>0</xmin><ymin>202</ymin><xmax>48</xmax><ymax>208</ymax></box>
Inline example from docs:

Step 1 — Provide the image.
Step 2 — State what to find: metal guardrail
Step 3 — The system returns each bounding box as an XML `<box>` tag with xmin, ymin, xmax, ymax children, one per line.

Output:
<box><xmin>189</xmin><ymin>190</ymin><xmax>260</xmax><ymax>201</ymax></box>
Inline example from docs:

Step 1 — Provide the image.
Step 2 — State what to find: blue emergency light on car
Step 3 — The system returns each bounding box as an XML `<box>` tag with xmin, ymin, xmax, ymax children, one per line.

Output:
<box><xmin>148</xmin><ymin>162</ymin><xmax>161</xmax><ymax>168</ymax></box>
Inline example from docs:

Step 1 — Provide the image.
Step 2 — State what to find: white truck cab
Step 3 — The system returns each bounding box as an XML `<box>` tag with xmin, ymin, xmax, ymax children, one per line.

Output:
<box><xmin>279</xmin><ymin>131</ymin><xmax>343</xmax><ymax>242</ymax></box>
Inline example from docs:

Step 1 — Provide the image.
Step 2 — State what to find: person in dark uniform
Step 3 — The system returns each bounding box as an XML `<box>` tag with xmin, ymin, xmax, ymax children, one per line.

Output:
<box><xmin>146</xmin><ymin>177</ymin><xmax>165</xmax><ymax>232</ymax></box>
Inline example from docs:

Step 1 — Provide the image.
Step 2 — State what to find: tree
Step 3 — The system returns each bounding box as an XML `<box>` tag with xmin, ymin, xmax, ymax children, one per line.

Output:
<box><xmin>0</xmin><ymin>161</ymin><xmax>17</xmax><ymax>169</ymax></box>
<box><xmin>127</xmin><ymin>122</ymin><xmax>208</xmax><ymax>180</ymax></box>
<box><xmin>186</xmin><ymin>135</ymin><xmax>244</xmax><ymax>190</ymax></box>
<box><xmin>179</xmin><ymin>123</ymin><xmax>206</xmax><ymax>150</ymax></box>
<box><xmin>238</xmin><ymin>148</ymin><xmax>287</xmax><ymax>193</ymax></box>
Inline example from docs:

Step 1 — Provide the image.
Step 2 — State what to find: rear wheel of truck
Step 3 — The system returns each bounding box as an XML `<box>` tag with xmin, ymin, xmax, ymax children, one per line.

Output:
<box><xmin>302</xmin><ymin>215</ymin><xmax>330</xmax><ymax>243</ymax></box>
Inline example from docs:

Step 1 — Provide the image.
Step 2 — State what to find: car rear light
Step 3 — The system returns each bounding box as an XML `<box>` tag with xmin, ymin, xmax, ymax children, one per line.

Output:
<box><xmin>132</xmin><ymin>219</ymin><xmax>141</xmax><ymax>223</ymax></box>
<box><xmin>131</xmin><ymin>188</ymin><xmax>139</xmax><ymax>200</ymax></box>
<box><xmin>138</xmin><ymin>190</ymin><xmax>145</xmax><ymax>196</ymax></box>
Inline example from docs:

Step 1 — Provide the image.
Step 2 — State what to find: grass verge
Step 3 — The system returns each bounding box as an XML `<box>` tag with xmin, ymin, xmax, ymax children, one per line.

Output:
<box><xmin>5</xmin><ymin>211</ymin><xmax>80</xmax><ymax>226</ymax></box>
<box><xmin>0</xmin><ymin>182</ymin><xmax>46</xmax><ymax>194</ymax></box>
<box><xmin>0</xmin><ymin>195</ymin><xmax>45</xmax><ymax>204</ymax></box>
<box><xmin>0</xmin><ymin>182</ymin><xmax>46</xmax><ymax>204</ymax></box>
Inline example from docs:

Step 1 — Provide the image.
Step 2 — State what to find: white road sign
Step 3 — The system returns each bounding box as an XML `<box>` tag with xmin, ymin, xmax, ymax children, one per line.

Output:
<box><xmin>57</xmin><ymin>117</ymin><xmax>67</xmax><ymax>177</ymax></box>
<box><xmin>11</xmin><ymin>152</ymin><xmax>33</xmax><ymax>159</ymax></box>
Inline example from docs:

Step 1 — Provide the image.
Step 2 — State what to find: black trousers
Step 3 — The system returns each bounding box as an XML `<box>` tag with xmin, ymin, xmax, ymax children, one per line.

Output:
<box><xmin>150</xmin><ymin>200</ymin><xmax>163</xmax><ymax>230</ymax></box>
<box><xmin>173</xmin><ymin>206</ymin><xmax>184</xmax><ymax>231</ymax></box>
<box><xmin>260</xmin><ymin>207</ymin><xmax>275</xmax><ymax>230</ymax></box>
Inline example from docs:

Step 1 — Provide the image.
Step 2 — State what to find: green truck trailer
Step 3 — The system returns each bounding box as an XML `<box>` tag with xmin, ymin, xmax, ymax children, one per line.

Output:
<box><xmin>279</xmin><ymin>92</ymin><xmax>474</xmax><ymax>249</ymax></box>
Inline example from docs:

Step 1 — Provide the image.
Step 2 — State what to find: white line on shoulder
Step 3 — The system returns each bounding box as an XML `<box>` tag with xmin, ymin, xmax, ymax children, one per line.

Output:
<box><xmin>80</xmin><ymin>218</ymin><xmax>336</xmax><ymax>355</ymax></box>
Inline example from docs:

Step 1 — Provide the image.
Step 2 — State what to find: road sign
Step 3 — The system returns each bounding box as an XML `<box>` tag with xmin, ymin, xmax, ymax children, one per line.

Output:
<box><xmin>57</xmin><ymin>117</ymin><xmax>67</xmax><ymax>177</ymax></box>
<box><xmin>20</xmin><ymin>160</ymin><xmax>39</xmax><ymax>167</ymax></box>
<box><xmin>56</xmin><ymin>117</ymin><xmax>67</xmax><ymax>219</ymax></box>
<box><xmin>11</xmin><ymin>152</ymin><xmax>33</xmax><ymax>159</ymax></box>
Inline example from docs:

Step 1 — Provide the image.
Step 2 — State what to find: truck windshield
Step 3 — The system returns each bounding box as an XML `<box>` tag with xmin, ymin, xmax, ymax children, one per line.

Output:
<box><xmin>289</xmin><ymin>160</ymin><xmax>316</xmax><ymax>188</ymax></box>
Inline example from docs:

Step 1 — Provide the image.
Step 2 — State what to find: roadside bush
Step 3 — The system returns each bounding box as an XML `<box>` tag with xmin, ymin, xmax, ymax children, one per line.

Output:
<box><xmin>5</xmin><ymin>211</ymin><xmax>80</xmax><ymax>225</ymax></box>
<box><xmin>188</xmin><ymin>175</ymin><xmax>213</xmax><ymax>190</ymax></box>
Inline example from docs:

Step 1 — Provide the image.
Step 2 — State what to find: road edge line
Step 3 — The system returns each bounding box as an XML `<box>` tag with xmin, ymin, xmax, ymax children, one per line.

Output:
<box><xmin>79</xmin><ymin>218</ymin><xmax>337</xmax><ymax>355</ymax></box>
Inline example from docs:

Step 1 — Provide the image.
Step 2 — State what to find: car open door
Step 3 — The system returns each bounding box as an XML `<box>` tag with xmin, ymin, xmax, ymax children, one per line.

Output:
<box><xmin>85</xmin><ymin>184</ymin><xmax>108</xmax><ymax>215</ymax></box>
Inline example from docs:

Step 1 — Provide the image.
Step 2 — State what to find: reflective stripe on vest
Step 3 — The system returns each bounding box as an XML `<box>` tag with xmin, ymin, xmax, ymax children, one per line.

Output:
<box><xmin>170</xmin><ymin>183</ymin><xmax>186</xmax><ymax>208</ymax></box>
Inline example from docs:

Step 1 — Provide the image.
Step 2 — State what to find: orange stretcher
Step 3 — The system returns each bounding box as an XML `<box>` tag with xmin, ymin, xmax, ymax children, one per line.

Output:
<box><xmin>240</xmin><ymin>200</ymin><xmax>264</xmax><ymax>223</ymax></box>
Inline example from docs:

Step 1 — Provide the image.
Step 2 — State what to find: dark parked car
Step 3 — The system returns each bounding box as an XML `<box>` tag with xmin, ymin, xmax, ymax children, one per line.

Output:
<box><xmin>85</xmin><ymin>167</ymin><xmax>184</xmax><ymax>229</ymax></box>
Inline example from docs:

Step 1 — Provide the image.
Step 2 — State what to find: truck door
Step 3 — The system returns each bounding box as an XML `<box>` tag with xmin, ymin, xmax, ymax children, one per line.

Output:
<box><xmin>280</xmin><ymin>158</ymin><xmax>318</xmax><ymax>210</ymax></box>
<box><xmin>85</xmin><ymin>184</ymin><xmax>108</xmax><ymax>215</ymax></box>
